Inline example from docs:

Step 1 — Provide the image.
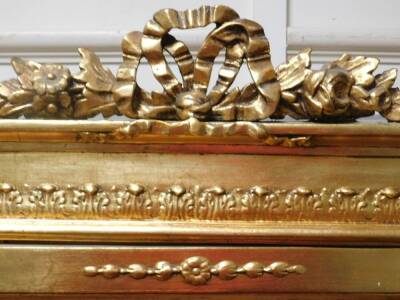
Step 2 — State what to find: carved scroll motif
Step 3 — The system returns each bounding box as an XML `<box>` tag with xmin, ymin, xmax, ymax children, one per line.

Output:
<box><xmin>0</xmin><ymin>5</ymin><xmax>399</xmax><ymax>122</ymax></box>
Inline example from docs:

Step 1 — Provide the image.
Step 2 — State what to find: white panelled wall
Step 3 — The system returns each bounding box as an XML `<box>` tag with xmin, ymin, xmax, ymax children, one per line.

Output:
<box><xmin>287</xmin><ymin>0</ymin><xmax>400</xmax><ymax>83</ymax></box>
<box><xmin>0</xmin><ymin>0</ymin><xmax>399</xmax><ymax>100</ymax></box>
<box><xmin>0</xmin><ymin>0</ymin><xmax>286</xmax><ymax>90</ymax></box>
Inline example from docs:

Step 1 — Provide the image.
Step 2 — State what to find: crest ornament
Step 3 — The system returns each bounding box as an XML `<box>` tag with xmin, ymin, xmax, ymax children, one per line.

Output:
<box><xmin>0</xmin><ymin>5</ymin><xmax>398</xmax><ymax>122</ymax></box>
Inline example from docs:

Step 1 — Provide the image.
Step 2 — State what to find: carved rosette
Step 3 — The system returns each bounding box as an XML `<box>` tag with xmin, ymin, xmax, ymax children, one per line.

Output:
<box><xmin>0</xmin><ymin>5</ymin><xmax>398</xmax><ymax>122</ymax></box>
<box><xmin>180</xmin><ymin>256</ymin><xmax>212</xmax><ymax>285</ymax></box>
<box><xmin>84</xmin><ymin>256</ymin><xmax>306</xmax><ymax>285</ymax></box>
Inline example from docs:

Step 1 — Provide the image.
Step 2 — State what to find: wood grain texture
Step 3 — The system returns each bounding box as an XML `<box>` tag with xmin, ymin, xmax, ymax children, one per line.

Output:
<box><xmin>0</xmin><ymin>293</ymin><xmax>398</xmax><ymax>299</ymax></box>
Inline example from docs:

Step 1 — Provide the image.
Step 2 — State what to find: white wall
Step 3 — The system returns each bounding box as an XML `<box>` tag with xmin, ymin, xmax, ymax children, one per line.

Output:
<box><xmin>287</xmin><ymin>0</ymin><xmax>400</xmax><ymax>74</ymax></box>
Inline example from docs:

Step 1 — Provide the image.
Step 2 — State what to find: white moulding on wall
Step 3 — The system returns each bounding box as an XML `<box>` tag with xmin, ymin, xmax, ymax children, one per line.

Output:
<box><xmin>287</xmin><ymin>27</ymin><xmax>400</xmax><ymax>66</ymax></box>
<box><xmin>0</xmin><ymin>31</ymin><xmax>226</xmax><ymax>65</ymax></box>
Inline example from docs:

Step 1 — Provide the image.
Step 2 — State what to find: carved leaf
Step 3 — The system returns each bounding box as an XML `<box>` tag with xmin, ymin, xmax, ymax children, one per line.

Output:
<box><xmin>375</xmin><ymin>68</ymin><xmax>397</xmax><ymax>90</ymax></box>
<box><xmin>74</xmin><ymin>89</ymin><xmax>118</xmax><ymax>118</ymax></box>
<box><xmin>328</xmin><ymin>54</ymin><xmax>379</xmax><ymax>87</ymax></box>
<box><xmin>74</xmin><ymin>48</ymin><xmax>115</xmax><ymax>92</ymax></box>
<box><xmin>381</xmin><ymin>88</ymin><xmax>400</xmax><ymax>121</ymax></box>
<box><xmin>0</xmin><ymin>79</ymin><xmax>22</xmax><ymax>100</ymax></box>
<box><xmin>11</xmin><ymin>57</ymin><xmax>41</xmax><ymax>90</ymax></box>
<box><xmin>0</xmin><ymin>79</ymin><xmax>35</xmax><ymax>117</ymax></box>
<box><xmin>276</xmin><ymin>48</ymin><xmax>312</xmax><ymax>91</ymax></box>
<box><xmin>366</xmin><ymin>69</ymin><xmax>397</xmax><ymax>111</ymax></box>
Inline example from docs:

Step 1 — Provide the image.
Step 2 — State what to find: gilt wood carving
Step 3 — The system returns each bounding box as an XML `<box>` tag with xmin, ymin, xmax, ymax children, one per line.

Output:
<box><xmin>1</xmin><ymin>183</ymin><xmax>400</xmax><ymax>224</ymax></box>
<box><xmin>0</xmin><ymin>5</ymin><xmax>399</xmax><ymax>122</ymax></box>
<box><xmin>84</xmin><ymin>257</ymin><xmax>305</xmax><ymax>285</ymax></box>
<box><xmin>0</xmin><ymin>6</ymin><xmax>399</xmax><ymax>236</ymax></box>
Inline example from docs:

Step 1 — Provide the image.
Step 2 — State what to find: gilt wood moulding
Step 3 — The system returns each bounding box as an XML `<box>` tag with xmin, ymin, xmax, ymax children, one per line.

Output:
<box><xmin>0</xmin><ymin>5</ymin><xmax>400</xmax><ymax>245</ymax></box>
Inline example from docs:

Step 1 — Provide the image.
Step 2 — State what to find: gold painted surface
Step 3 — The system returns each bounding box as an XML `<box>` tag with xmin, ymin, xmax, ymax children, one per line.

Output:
<box><xmin>0</xmin><ymin>5</ymin><xmax>398</xmax><ymax>122</ymax></box>
<box><xmin>0</xmin><ymin>245</ymin><xmax>399</xmax><ymax>294</ymax></box>
<box><xmin>0</xmin><ymin>152</ymin><xmax>398</xmax><ymax>190</ymax></box>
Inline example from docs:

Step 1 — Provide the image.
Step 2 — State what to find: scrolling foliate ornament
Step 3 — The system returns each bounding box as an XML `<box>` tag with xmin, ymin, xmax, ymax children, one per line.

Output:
<box><xmin>0</xmin><ymin>5</ymin><xmax>399</xmax><ymax>122</ymax></box>
<box><xmin>1</xmin><ymin>183</ymin><xmax>400</xmax><ymax>224</ymax></box>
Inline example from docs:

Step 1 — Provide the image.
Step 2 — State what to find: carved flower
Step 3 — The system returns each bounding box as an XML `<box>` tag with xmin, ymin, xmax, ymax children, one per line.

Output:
<box><xmin>302</xmin><ymin>68</ymin><xmax>353</xmax><ymax>119</ymax></box>
<box><xmin>30</xmin><ymin>92</ymin><xmax>71</xmax><ymax>115</ymax></box>
<box><xmin>276</xmin><ymin>50</ymin><xmax>398</xmax><ymax>121</ymax></box>
<box><xmin>30</xmin><ymin>64</ymin><xmax>72</xmax><ymax>114</ymax></box>
<box><xmin>180</xmin><ymin>256</ymin><xmax>211</xmax><ymax>285</ymax></box>
<box><xmin>0</xmin><ymin>58</ymin><xmax>74</xmax><ymax>117</ymax></box>
<box><xmin>32</xmin><ymin>64</ymin><xmax>70</xmax><ymax>95</ymax></box>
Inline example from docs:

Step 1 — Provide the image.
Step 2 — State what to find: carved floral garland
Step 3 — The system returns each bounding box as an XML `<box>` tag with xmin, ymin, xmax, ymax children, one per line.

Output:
<box><xmin>0</xmin><ymin>5</ymin><xmax>398</xmax><ymax>122</ymax></box>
